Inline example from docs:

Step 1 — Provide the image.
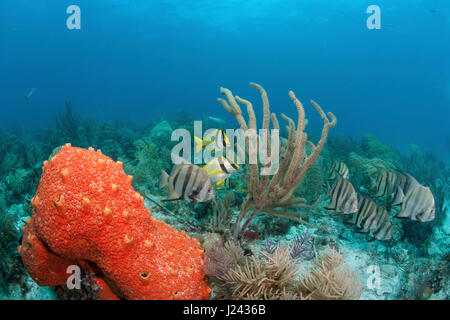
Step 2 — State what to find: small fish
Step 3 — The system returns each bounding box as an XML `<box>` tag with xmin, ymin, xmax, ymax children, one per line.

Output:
<box><xmin>396</xmin><ymin>184</ymin><xmax>435</xmax><ymax>222</ymax></box>
<box><xmin>373</xmin><ymin>170</ymin><xmax>398</xmax><ymax>198</ymax></box>
<box><xmin>328</xmin><ymin>161</ymin><xmax>349</xmax><ymax>180</ymax></box>
<box><xmin>25</xmin><ymin>88</ymin><xmax>36</xmax><ymax>100</ymax></box>
<box><xmin>349</xmin><ymin>194</ymin><xmax>392</xmax><ymax>240</ymax></box>
<box><xmin>194</xmin><ymin>129</ymin><xmax>230</xmax><ymax>153</ymax></box>
<box><xmin>203</xmin><ymin>156</ymin><xmax>240</xmax><ymax>188</ymax></box>
<box><xmin>325</xmin><ymin>176</ymin><xmax>358</xmax><ymax>214</ymax></box>
<box><xmin>207</xmin><ymin>116</ymin><xmax>226</xmax><ymax>124</ymax></box>
<box><xmin>158</xmin><ymin>164</ymin><xmax>215</xmax><ymax>203</ymax></box>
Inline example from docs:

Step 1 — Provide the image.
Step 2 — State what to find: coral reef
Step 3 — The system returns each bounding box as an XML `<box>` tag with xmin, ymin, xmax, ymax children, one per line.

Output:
<box><xmin>202</xmin><ymin>192</ymin><xmax>236</xmax><ymax>235</ymax></box>
<box><xmin>361</xmin><ymin>134</ymin><xmax>402</xmax><ymax>169</ymax></box>
<box><xmin>19</xmin><ymin>144</ymin><xmax>210</xmax><ymax>300</ymax></box>
<box><xmin>0</xmin><ymin>84</ymin><xmax>448</xmax><ymax>301</ymax></box>
<box><xmin>0</xmin><ymin>193</ymin><xmax>24</xmax><ymax>293</ymax></box>
<box><xmin>123</xmin><ymin>135</ymin><xmax>171</xmax><ymax>193</ymax></box>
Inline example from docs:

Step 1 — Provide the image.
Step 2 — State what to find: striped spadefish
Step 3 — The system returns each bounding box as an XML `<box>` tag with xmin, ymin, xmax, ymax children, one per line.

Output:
<box><xmin>167</xmin><ymin>164</ymin><xmax>212</xmax><ymax>201</ymax></box>
<box><xmin>325</xmin><ymin>176</ymin><xmax>357</xmax><ymax>214</ymax></box>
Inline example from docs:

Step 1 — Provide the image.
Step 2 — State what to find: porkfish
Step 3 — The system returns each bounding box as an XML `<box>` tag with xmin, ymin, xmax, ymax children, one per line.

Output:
<box><xmin>203</xmin><ymin>156</ymin><xmax>240</xmax><ymax>188</ymax></box>
<box><xmin>194</xmin><ymin>129</ymin><xmax>230</xmax><ymax>153</ymax></box>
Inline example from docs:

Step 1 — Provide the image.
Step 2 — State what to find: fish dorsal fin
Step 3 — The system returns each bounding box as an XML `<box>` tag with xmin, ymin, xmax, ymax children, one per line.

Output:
<box><xmin>158</xmin><ymin>171</ymin><xmax>170</xmax><ymax>188</ymax></box>
<box><xmin>391</xmin><ymin>185</ymin><xmax>404</xmax><ymax>206</ymax></box>
<box><xmin>405</xmin><ymin>173</ymin><xmax>420</xmax><ymax>193</ymax></box>
<box><xmin>368</xmin><ymin>176</ymin><xmax>376</xmax><ymax>189</ymax></box>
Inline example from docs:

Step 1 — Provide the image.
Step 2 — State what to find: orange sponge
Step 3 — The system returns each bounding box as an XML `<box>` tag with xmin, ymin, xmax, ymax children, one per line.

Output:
<box><xmin>19</xmin><ymin>144</ymin><xmax>211</xmax><ymax>300</ymax></box>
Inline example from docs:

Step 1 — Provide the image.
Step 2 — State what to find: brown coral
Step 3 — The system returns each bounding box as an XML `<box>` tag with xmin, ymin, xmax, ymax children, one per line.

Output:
<box><xmin>218</xmin><ymin>83</ymin><xmax>337</xmax><ymax>240</ymax></box>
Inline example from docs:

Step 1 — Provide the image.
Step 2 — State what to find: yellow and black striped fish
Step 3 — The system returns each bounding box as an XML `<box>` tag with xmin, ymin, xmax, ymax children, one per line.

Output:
<box><xmin>349</xmin><ymin>194</ymin><xmax>392</xmax><ymax>240</ymax></box>
<box><xmin>159</xmin><ymin>164</ymin><xmax>215</xmax><ymax>202</ymax></box>
<box><xmin>194</xmin><ymin>129</ymin><xmax>230</xmax><ymax>153</ymax></box>
<box><xmin>203</xmin><ymin>156</ymin><xmax>240</xmax><ymax>188</ymax></box>
<box><xmin>328</xmin><ymin>161</ymin><xmax>350</xmax><ymax>180</ymax></box>
<box><xmin>325</xmin><ymin>176</ymin><xmax>358</xmax><ymax>214</ymax></box>
<box><xmin>396</xmin><ymin>184</ymin><xmax>435</xmax><ymax>222</ymax></box>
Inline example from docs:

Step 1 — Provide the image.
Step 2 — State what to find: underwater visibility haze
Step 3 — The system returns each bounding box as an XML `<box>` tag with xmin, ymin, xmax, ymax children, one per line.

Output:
<box><xmin>0</xmin><ymin>0</ymin><xmax>449</xmax><ymax>301</ymax></box>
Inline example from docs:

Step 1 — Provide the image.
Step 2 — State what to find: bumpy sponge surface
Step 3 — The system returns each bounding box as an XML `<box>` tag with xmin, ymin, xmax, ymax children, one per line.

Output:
<box><xmin>19</xmin><ymin>144</ymin><xmax>211</xmax><ymax>300</ymax></box>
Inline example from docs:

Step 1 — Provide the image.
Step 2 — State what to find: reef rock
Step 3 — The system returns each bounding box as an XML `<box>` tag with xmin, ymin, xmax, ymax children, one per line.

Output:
<box><xmin>150</xmin><ymin>120</ymin><xmax>173</xmax><ymax>143</ymax></box>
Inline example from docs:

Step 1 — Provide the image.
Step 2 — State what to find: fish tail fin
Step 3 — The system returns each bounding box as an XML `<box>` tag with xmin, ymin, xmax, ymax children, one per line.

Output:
<box><xmin>216</xmin><ymin>178</ymin><xmax>226</xmax><ymax>189</ymax></box>
<box><xmin>194</xmin><ymin>136</ymin><xmax>203</xmax><ymax>153</ymax></box>
<box><xmin>202</xmin><ymin>159</ymin><xmax>214</xmax><ymax>172</ymax></box>
<box><xmin>158</xmin><ymin>171</ymin><xmax>169</xmax><ymax>188</ymax></box>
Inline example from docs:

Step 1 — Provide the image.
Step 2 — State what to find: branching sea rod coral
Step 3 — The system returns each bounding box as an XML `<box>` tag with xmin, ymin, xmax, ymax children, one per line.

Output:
<box><xmin>218</xmin><ymin>83</ymin><xmax>337</xmax><ymax>240</ymax></box>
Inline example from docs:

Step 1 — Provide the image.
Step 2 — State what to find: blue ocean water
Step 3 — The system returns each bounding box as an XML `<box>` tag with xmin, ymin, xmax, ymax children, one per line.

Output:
<box><xmin>1</xmin><ymin>0</ymin><xmax>449</xmax><ymax>161</ymax></box>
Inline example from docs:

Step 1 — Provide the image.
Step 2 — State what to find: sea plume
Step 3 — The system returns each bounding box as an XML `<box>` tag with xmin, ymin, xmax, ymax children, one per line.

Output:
<box><xmin>297</xmin><ymin>248</ymin><xmax>362</xmax><ymax>300</ymax></box>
